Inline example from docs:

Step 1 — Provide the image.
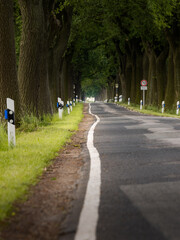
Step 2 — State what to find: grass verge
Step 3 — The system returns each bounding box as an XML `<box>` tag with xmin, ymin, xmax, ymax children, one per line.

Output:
<box><xmin>0</xmin><ymin>104</ymin><xmax>83</xmax><ymax>221</ymax></box>
<box><xmin>117</xmin><ymin>102</ymin><xmax>180</xmax><ymax>118</ymax></box>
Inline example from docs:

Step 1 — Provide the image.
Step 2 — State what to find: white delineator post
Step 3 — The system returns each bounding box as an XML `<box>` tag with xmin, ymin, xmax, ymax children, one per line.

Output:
<box><xmin>76</xmin><ymin>95</ymin><xmax>78</xmax><ymax>103</ymax></box>
<box><xmin>114</xmin><ymin>96</ymin><xmax>117</xmax><ymax>103</ymax></box>
<box><xmin>140</xmin><ymin>100</ymin><xmax>143</xmax><ymax>110</ymax></box>
<box><xmin>128</xmin><ymin>98</ymin><xmax>130</xmax><ymax>105</ymax></box>
<box><xmin>70</xmin><ymin>101</ymin><xmax>73</xmax><ymax>111</ymax></box>
<box><xmin>176</xmin><ymin>101</ymin><xmax>179</xmax><ymax>115</ymax></box>
<box><xmin>162</xmin><ymin>101</ymin><xmax>165</xmax><ymax>113</ymax></box>
<box><xmin>5</xmin><ymin>98</ymin><xmax>16</xmax><ymax>147</ymax></box>
<box><xmin>57</xmin><ymin>97</ymin><xmax>63</xmax><ymax>119</ymax></box>
<box><xmin>119</xmin><ymin>95</ymin><xmax>122</xmax><ymax>102</ymax></box>
<box><xmin>73</xmin><ymin>98</ymin><xmax>76</xmax><ymax>107</ymax></box>
<box><xmin>67</xmin><ymin>101</ymin><xmax>70</xmax><ymax>114</ymax></box>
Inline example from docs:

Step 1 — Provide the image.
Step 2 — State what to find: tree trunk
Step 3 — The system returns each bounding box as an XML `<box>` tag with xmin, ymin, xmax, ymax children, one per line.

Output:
<box><xmin>142</xmin><ymin>52</ymin><xmax>149</xmax><ymax>106</ymax></box>
<box><xmin>60</xmin><ymin>57</ymin><xmax>69</xmax><ymax>102</ymax></box>
<box><xmin>135</xmin><ymin>53</ymin><xmax>143</xmax><ymax>103</ymax></box>
<box><xmin>114</xmin><ymin>40</ymin><xmax>128</xmax><ymax>101</ymax></box>
<box><xmin>107</xmin><ymin>80</ymin><xmax>114</xmax><ymax>100</ymax></box>
<box><xmin>165</xmin><ymin>28</ymin><xmax>180</xmax><ymax>106</ymax></box>
<box><xmin>165</xmin><ymin>47</ymin><xmax>175</xmax><ymax>108</ymax></box>
<box><xmin>174</xmin><ymin>45</ymin><xmax>180</xmax><ymax>100</ymax></box>
<box><xmin>156</xmin><ymin>49</ymin><xmax>168</xmax><ymax>106</ymax></box>
<box><xmin>18</xmin><ymin>0</ymin><xmax>52</xmax><ymax>116</ymax></box>
<box><xmin>142</xmin><ymin>52</ymin><xmax>149</xmax><ymax>80</ymax></box>
<box><xmin>129</xmin><ymin>40</ymin><xmax>143</xmax><ymax>103</ymax></box>
<box><xmin>146</xmin><ymin>46</ymin><xmax>157</xmax><ymax>105</ymax></box>
<box><xmin>125</xmin><ymin>57</ymin><xmax>132</xmax><ymax>100</ymax></box>
<box><xmin>48</xmin><ymin>6</ymin><xmax>73</xmax><ymax>107</ymax></box>
<box><xmin>119</xmin><ymin>70</ymin><xmax>127</xmax><ymax>99</ymax></box>
<box><xmin>0</xmin><ymin>0</ymin><xmax>21</xmax><ymax>121</ymax></box>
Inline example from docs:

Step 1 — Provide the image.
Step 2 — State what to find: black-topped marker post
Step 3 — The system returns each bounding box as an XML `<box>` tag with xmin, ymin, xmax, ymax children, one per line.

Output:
<box><xmin>57</xmin><ymin>97</ymin><xmax>63</xmax><ymax>119</ymax></box>
<box><xmin>67</xmin><ymin>101</ymin><xmax>70</xmax><ymax>114</ymax></box>
<box><xmin>70</xmin><ymin>101</ymin><xmax>73</xmax><ymax>112</ymax></box>
<box><xmin>4</xmin><ymin>98</ymin><xmax>16</xmax><ymax>147</ymax></box>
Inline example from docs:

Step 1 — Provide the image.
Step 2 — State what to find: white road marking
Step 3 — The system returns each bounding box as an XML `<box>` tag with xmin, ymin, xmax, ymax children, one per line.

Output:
<box><xmin>74</xmin><ymin>103</ymin><xmax>101</xmax><ymax>240</ymax></box>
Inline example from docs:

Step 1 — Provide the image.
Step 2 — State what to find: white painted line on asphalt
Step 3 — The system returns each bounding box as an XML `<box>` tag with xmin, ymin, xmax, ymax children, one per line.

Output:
<box><xmin>74</xmin><ymin>103</ymin><xmax>101</xmax><ymax>240</ymax></box>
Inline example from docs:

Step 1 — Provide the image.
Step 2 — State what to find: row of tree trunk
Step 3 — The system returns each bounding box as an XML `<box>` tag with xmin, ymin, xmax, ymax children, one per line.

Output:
<box><xmin>108</xmin><ymin>31</ymin><xmax>180</xmax><ymax>109</ymax></box>
<box><xmin>0</xmin><ymin>0</ymin><xmax>77</xmax><ymax>122</ymax></box>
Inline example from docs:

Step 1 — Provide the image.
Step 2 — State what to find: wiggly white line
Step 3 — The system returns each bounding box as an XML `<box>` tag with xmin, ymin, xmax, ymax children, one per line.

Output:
<box><xmin>74</xmin><ymin>103</ymin><xmax>101</xmax><ymax>240</ymax></box>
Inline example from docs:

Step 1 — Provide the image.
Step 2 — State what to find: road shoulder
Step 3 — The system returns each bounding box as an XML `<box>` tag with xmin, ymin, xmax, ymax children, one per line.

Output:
<box><xmin>0</xmin><ymin>103</ymin><xmax>95</xmax><ymax>240</ymax></box>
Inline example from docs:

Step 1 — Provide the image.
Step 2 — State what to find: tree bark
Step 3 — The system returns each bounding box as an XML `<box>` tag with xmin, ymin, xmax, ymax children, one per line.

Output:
<box><xmin>146</xmin><ymin>45</ymin><xmax>157</xmax><ymax>105</ymax></box>
<box><xmin>135</xmin><ymin>53</ymin><xmax>143</xmax><ymax>104</ymax></box>
<box><xmin>156</xmin><ymin>49</ymin><xmax>168</xmax><ymax>106</ymax></box>
<box><xmin>48</xmin><ymin>6</ymin><xmax>73</xmax><ymax>107</ymax></box>
<box><xmin>60</xmin><ymin>54</ymin><xmax>74</xmax><ymax>103</ymax></box>
<box><xmin>0</xmin><ymin>0</ymin><xmax>21</xmax><ymax>121</ymax></box>
<box><xmin>125</xmin><ymin>56</ymin><xmax>132</xmax><ymax>100</ymax></box>
<box><xmin>18</xmin><ymin>0</ymin><xmax>52</xmax><ymax>116</ymax></box>
<box><xmin>119</xmin><ymin>70</ymin><xmax>126</xmax><ymax>99</ymax></box>
<box><xmin>165</xmin><ymin>46</ymin><xmax>175</xmax><ymax>108</ymax></box>
<box><xmin>165</xmin><ymin>28</ymin><xmax>180</xmax><ymax>105</ymax></box>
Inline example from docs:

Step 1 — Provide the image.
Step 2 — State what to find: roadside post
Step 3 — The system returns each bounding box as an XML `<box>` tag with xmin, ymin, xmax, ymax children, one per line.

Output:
<box><xmin>73</xmin><ymin>84</ymin><xmax>76</xmax><ymax>103</ymax></box>
<box><xmin>67</xmin><ymin>101</ymin><xmax>70</xmax><ymax>114</ymax></box>
<box><xmin>4</xmin><ymin>98</ymin><xmax>16</xmax><ymax>147</ymax></box>
<box><xmin>128</xmin><ymin>98</ymin><xmax>130</xmax><ymax>105</ymax></box>
<box><xmin>119</xmin><ymin>95</ymin><xmax>122</xmax><ymax>102</ymax></box>
<box><xmin>140</xmin><ymin>100</ymin><xmax>143</xmax><ymax>110</ymax></box>
<box><xmin>57</xmin><ymin>97</ymin><xmax>63</xmax><ymax>119</ymax></box>
<box><xmin>114</xmin><ymin>96</ymin><xmax>118</xmax><ymax>103</ymax></box>
<box><xmin>73</xmin><ymin>98</ymin><xmax>75</xmax><ymax>107</ymax></box>
<box><xmin>115</xmin><ymin>83</ymin><xmax>119</xmax><ymax>102</ymax></box>
<box><xmin>177</xmin><ymin>101</ymin><xmax>180</xmax><ymax>115</ymax></box>
<box><xmin>140</xmin><ymin>80</ymin><xmax>148</xmax><ymax>107</ymax></box>
<box><xmin>70</xmin><ymin>101</ymin><xmax>73</xmax><ymax>111</ymax></box>
<box><xmin>162</xmin><ymin>101</ymin><xmax>165</xmax><ymax>113</ymax></box>
<box><xmin>76</xmin><ymin>95</ymin><xmax>78</xmax><ymax>103</ymax></box>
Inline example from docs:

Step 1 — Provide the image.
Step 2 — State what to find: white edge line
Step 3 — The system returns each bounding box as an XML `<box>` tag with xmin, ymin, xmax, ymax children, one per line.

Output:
<box><xmin>74</xmin><ymin>103</ymin><xmax>101</xmax><ymax>240</ymax></box>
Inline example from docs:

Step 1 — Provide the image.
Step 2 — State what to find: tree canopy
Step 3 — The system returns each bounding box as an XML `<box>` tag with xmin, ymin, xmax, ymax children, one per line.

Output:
<box><xmin>0</xmin><ymin>0</ymin><xmax>179</xmax><ymax>120</ymax></box>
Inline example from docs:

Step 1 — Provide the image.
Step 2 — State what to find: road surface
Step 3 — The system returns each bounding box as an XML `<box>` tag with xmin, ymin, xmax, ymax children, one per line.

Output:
<box><xmin>61</xmin><ymin>102</ymin><xmax>180</xmax><ymax>240</ymax></box>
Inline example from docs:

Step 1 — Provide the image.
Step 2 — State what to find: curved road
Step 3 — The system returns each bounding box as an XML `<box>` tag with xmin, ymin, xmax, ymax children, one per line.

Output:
<box><xmin>61</xmin><ymin>102</ymin><xmax>180</xmax><ymax>240</ymax></box>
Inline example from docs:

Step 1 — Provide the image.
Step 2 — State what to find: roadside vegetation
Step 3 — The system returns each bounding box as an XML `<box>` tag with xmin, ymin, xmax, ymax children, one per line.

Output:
<box><xmin>117</xmin><ymin>102</ymin><xmax>180</xmax><ymax>118</ymax></box>
<box><xmin>0</xmin><ymin>104</ymin><xmax>83</xmax><ymax>222</ymax></box>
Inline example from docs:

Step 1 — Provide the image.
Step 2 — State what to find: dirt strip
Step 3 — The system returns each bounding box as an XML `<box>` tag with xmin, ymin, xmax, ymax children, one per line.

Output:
<box><xmin>0</xmin><ymin>103</ymin><xmax>94</xmax><ymax>240</ymax></box>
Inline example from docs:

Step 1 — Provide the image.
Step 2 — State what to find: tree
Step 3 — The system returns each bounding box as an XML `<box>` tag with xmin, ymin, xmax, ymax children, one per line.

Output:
<box><xmin>148</xmin><ymin>0</ymin><xmax>180</xmax><ymax>108</ymax></box>
<box><xmin>48</xmin><ymin>3</ymin><xmax>73</xmax><ymax>106</ymax></box>
<box><xmin>0</xmin><ymin>0</ymin><xmax>21</xmax><ymax>121</ymax></box>
<box><xmin>18</xmin><ymin>0</ymin><xmax>53</xmax><ymax>116</ymax></box>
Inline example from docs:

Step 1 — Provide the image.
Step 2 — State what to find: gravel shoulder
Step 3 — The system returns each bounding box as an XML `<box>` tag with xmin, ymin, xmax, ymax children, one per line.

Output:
<box><xmin>0</xmin><ymin>103</ymin><xmax>94</xmax><ymax>240</ymax></box>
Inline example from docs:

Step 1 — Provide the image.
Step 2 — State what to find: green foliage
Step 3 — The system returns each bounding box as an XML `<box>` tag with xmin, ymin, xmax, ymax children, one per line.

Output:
<box><xmin>0</xmin><ymin>103</ymin><xmax>83</xmax><ymax>221</ymax></box>
<box><xmin>70</xmin><ymin>0</ymin><xmax>119</xmax><ymax>98</ymax></box>
<box><xmin>53</xmin><ymin>0</ymin><xmax>70</xmax><ymax>14</ymax></box>
<box><xmin>148</xmin><ymin>0</ymin><xmax>179</xmax><ymax>29</ymax></box>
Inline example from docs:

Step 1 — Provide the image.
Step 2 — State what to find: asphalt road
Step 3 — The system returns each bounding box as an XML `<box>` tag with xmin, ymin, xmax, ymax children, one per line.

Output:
<box><xmin>61</xmin><ymin>102</ymin><xmax>180</xmax><ymax>240</ymax></box>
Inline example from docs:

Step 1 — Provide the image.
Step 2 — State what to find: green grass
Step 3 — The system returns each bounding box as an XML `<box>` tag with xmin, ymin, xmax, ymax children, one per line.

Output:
<box><xmin>18</xmin><ymin>113</ymin><xmax>53</xmax><ymax>132</ymax></box>
<box><xmin>117</xmin><ymin>102</ymin><xmax>180</xmax><ymax>118</ymax></box>
<box><xmin>0</xmin><ymin>104</ymin><xmax>83</xmax><ymax>221</ymax></box>
<box><xmin>0</xmin><ymin>125</ymin><xmax>8</xmax><ymax>151</ymax></box>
